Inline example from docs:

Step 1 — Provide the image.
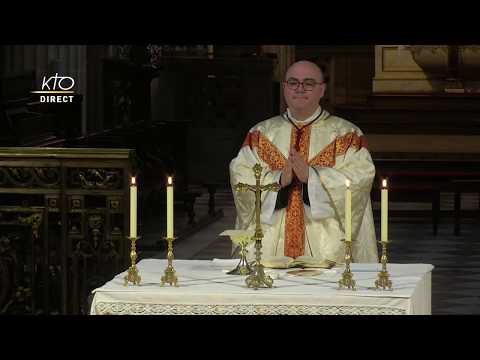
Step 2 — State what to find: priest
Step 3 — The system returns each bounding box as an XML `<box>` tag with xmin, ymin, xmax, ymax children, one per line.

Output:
<box><xmin>229</xmin><ymin>60</ymin><xmax>378</xmax><ymax>263</ymax></box>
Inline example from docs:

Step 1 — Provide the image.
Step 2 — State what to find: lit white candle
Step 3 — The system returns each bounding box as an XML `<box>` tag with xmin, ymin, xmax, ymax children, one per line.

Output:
<box><xmin>381</xmin><ymin>179</ymin><xmax>388</xmax><ymax>242</ymax></box>
<box><xmin>345</xmin><ymin>179</ymin><xmax>352</xmax><ymax>242</ymax></box>
<box><xmin>130</xmin><ymin>177</ymin><xmax>137</xmax><ymax>238</ymax></box>
<box><xmin>167</xmin><ymin>176</ymin><xmax>174</xmax><ymax>238</ymax></box>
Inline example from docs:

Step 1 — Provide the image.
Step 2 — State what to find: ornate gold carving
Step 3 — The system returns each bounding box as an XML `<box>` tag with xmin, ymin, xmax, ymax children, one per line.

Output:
<box><xmin>74</xmin><ymin>240</ymin><xmax>93</xmax><ymax>257</ymax></box>
<box><xmin>0</xmin><ymin>167</ymin><xmax>60</xmax><ymax>188</ymax></box>
<box><xmin>47</xmin><ymin>198</ymin><xmax>58</xmax><ymax>209</ymax></box>
<box><xmin>111</xmin><ymin>227</ymin><xmax>122</xmax><ymax>236</ymax></box>
<box><xmin>18</xmin><ymin>213</ymin><xmax>43</xmax><ymax>241</ymax></box>
<box><xmin>109</xmin><ymin>200</ymin><xmax>120</xmax><ymax>210</ymax></box>
<box><xmin>33</xmin><ymin>168</ymin><xmax>60</xmax><ymax>187</ymax></box>
<box><xmin>69</xmin><ymin>224</ymin><xmax>81</xmax><ymax>235</ymax></box>
<box><xmin>88</xmin><ymin>215</ymin><xmax>103</xmax><ymax>249</ymax></box>
<box><xmin>0</xmin><ymin>168</ymin><xmax>6</xmax><ymax>186</ymax></box>
<box><xmin>72</xmin><ymin>169</ymin><xmax>122</xmax><ymax>190</ymax></box>
<box><xmin>70</xmin><ymin>198</ymin><xmax>82</xmax><ymax>210</ymax></box>
<box><xmin>0</xmin><ymin>236</ymin><xmax>12</xmax><ymax>256</ymax></box>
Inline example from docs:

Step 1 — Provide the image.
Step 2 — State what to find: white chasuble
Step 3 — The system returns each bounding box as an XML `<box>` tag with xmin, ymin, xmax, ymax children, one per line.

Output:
<box><xmin>229</xmin><ymin>109</ymin><xmax>378</xmax><ymax>264</ymax></box>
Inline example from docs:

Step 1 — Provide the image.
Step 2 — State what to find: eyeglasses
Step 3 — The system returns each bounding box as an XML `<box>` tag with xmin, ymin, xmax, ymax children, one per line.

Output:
<box><xmin>284</xmin><ymin>78</ymin><xmax>324</xmax><ymax>91</ymax></box>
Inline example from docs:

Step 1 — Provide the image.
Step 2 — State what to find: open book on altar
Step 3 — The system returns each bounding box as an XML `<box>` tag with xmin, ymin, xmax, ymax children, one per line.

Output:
<box><xmin>261</xmin><ymin>256</ymin><xmax>336</xmax><ymax>269</ymax></box>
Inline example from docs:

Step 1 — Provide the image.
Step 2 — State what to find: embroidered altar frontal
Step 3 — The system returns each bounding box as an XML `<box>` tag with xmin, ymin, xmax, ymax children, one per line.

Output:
<box><xmin>90</xmin><ymin>259</ymin><xmax>433</xmax><ymax>315</ymax></box>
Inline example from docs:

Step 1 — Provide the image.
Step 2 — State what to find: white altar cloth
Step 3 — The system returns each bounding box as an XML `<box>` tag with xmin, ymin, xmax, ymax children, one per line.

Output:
<box><xmin>90</xmin><ymin>259</ymin><xmax>433</xmax><ymax>315</ymax></box>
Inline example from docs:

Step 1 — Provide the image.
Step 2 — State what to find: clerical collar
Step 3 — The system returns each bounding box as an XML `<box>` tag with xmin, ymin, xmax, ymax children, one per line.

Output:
<box><xmin>286</xmin><ymin>107</ymin><xmax>322</xmax><ymax>124</ymax></box>
<box><xmin>284</xmin><ymin>107</ymin><xmax>324</xmax><ymax>131</ymax></box>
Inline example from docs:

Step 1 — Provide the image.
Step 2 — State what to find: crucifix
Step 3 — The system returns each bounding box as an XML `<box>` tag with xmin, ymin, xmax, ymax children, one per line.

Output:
<box><xmin>235</xmin><ymin>163</ymin><xmax>281</xmax><ymax>289</ymax></box>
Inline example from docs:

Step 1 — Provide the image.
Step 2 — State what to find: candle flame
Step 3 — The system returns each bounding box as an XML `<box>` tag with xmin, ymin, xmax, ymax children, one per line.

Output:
<box><xmin>131</xmin><ymin>177</ymin><xmax>136</xmax><ymax>185</ymax></box>
<box><xmin>382</xmin><ymin>179</ymin><xmax>387</xmax><ymax>188</ymax></box>
<box><xmin>346</xmin><ymin>179</ymin><xmax>351</xmax><ymax>188</ymax></box>
<box><xmin>168</xmin><ymin>176</ymin><xmax>173</xmax><ymax>185</ymax></box>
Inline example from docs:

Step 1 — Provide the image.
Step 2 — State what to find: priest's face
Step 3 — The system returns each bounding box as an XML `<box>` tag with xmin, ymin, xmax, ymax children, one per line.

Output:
<box><xmin>283</xmin><ymin>61</ymin><xmax>326</xmax><ymax>116</ymax></box>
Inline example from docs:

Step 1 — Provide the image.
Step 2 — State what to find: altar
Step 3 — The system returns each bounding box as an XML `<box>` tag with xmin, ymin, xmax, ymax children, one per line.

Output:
<box><xmin>90</xmin><ymin>259</ymin><xmax>433</xmax><ymax>315</ymax></box>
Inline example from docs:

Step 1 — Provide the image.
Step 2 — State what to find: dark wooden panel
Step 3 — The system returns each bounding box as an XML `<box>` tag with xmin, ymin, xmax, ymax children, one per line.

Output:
<box><xmin>0</xmin><ymin>148</ymin><xmax>134</xmax><ymax>314</ymax></box>
<box><xmin>335</xmin><ymin>93</ymin><xmax>480</xmax><ymax>135</ymax></box>
<box><xmin>295</xmin><ymin>45</ymin><xmax>375</xmax><ymax>107</ymax></box>
<box><xmin>150</xmin><ymin>57</ymin><xmax>274</xmax><ymax>186</ymax></box>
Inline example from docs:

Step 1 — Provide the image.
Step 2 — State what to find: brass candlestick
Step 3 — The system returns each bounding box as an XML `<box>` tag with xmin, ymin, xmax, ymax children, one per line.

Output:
<box><xmin>375</xmin><ymin>241</ymin><xmax>393</xmax><ymax>290</ymax></box>
<box><xmin>124</xmin><ymin>236</ymin><xmax>141</xmax><ymax>286</ymax></box>
<box><xmin>338</xmin><ymin>240</ymin><xmax>356</xmax><ymax>290</ymax></box>
<box><xmin>235</xmin><ymin>163</ymin><xmax>280</xmax><ymax>290</ymax></box>
<box><xmin>161</xmin><ymin>236</ymin><xmax>178</xmax><ymax>286</ymax></box>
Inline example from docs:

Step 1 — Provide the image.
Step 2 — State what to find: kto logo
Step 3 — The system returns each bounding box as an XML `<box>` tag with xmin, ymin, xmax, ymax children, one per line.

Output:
<box><xmin>31</xmin><ymin>73</ymin><xmax>76</xmax><ymax>103</ymax></box>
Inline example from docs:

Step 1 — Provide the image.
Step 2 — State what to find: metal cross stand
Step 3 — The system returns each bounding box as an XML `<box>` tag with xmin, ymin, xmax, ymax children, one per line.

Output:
<box><xmin>234</xmin><ymin>163</ymin><xmax>280</xmax><ymax>289</ymax></box>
